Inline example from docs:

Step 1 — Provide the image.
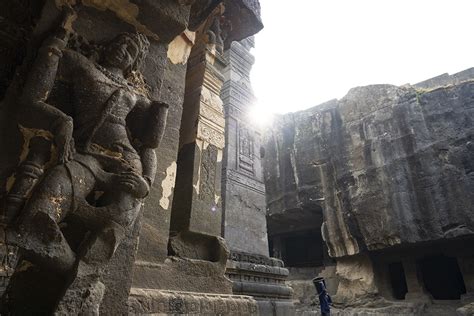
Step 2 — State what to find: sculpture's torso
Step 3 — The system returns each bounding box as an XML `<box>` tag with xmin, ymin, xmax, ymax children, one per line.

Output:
<box><xmin>58</xmin><ymin>50</ymin><xmax>143</xmax><ymax>173</ymax></box>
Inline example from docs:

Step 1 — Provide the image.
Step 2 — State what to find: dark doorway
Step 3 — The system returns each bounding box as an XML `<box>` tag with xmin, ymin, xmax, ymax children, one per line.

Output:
<box><xmin>419</xmin><ymin>255</ymin><xmax>466</xmax><ymax>300</ymax></box>
<box><xmin>388</xmin><ymin>262</ymin><xmax>408</xmax><ymax>300</ymax></box>
<box><xmin>282</xmin><ymin>230</ymin><xmax>324</xmax><ymax>267</ymax></box>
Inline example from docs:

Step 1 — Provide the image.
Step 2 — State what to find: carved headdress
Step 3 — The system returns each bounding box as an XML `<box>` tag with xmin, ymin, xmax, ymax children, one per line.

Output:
<box><xmin>128</xmin><ymin>32</ymin><xmax>150</xmax><ymax>72</ymax></box>
<box><xmin>112</xmin><ymin>32</ymin><xmax>150</xmax><ymax>74</ymax></box>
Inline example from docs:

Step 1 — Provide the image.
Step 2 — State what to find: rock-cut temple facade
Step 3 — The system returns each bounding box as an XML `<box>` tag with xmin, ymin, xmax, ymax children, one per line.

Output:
<box><xmin>263</xmin><ymin>68</ymin><xmax>474</xmax><ymax>315</ymax></box>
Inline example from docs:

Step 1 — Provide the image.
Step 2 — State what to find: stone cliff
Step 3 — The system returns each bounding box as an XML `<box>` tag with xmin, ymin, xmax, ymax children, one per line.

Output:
<box><xmin>263</xmin><ymin>73</ymin><xmax>474</xmax><ymax>259</ymax></box>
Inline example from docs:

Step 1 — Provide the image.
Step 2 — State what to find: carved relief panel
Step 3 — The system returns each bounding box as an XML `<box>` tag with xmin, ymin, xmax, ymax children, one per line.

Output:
<box><xmin>199</xmin><ymin>143</ymin><xmax>218</xmax><ymax>202</ymax></box>
<box><xmin>238</xmin><ymin>124</ymin><xmax>254</xmax><ymax>175</ymax></box>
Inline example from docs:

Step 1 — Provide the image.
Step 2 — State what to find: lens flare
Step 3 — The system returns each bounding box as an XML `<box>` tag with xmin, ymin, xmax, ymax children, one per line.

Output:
<box><xmin>248</xmin><ymin>105</ymin><xmax>274</xmax><ymax>128</ymax></box>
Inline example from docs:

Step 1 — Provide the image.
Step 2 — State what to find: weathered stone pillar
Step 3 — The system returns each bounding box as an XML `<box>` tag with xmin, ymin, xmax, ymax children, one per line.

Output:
<box><xmin>333</xmin><ymin>254</ymin><xmax>379</xmax><ymax>304</ymax></box>
<box><xmin>170</xmin><ymin>36</ymin><xmax>226</xmax><ymax>241</ymax></box>
<box><xmin>272</xmin><ymin>235</ymin><xmax>284</xmax><ymax>260</ymax></box>
<box><xmin>128</xmin><ymin>2</ymin><xmax>265</xmax><ymax>314</ymax></box>
<box><xmin>221</xmin><ymin>37</ymin><xmax>268</xmax><ymax>256</ymax></box>
<box><xmin>402</xmin><ymin>258</ymin><xmax>432</xmax><ymax>302</ymax></box>
<box><xmin>458</xmin><ymin>256</ymin><xmax>474</xmax><ymax>302</ymax></box>
<box><xmin>221</xmin><ymin>37</ymin><xmax>294</xmax><ymax>315</ymax></box>
<box><xmin>130</xmin><ymin>22</ymin><xmax>233</xmax><ymax>308</ymax></box>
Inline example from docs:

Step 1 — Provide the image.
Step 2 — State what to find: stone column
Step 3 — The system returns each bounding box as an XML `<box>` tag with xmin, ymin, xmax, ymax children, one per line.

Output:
<box><xmin>272</xmin><ymin>235</ymin><xmax>284</xmax><ymax>260</ymax></box>
<box><xmin>458</xmin><ymin>256</ymin><xmax>474</xmax><ymax>302</ymax></box>
<box><xmin>221</xmin><ymin>37</ymin><xmax>294</xmax><ymax>315</ymax></box>
<box><xmin>128</xmin><ymin>9</ymin><xmax>262</xmax><ymax>314</ymax></box>
<box><xmin>168</xmin><ymin>31</ymin><xmax>227</xmax><ymax>253</ymax></box>
<box><xmin>403</xmin><ymin>258</ymin><xmax>432</xmax><ymax>302</ymax></box>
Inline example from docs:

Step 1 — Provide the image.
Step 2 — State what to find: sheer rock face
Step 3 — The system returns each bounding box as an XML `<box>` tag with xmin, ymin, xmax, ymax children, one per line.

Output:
<box><xmin>263</xmin><ymin>79</ymin><xmax>474</xmax><ymax>258</ymax></box>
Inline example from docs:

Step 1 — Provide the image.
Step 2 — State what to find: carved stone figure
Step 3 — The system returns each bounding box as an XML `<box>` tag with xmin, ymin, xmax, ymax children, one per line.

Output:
<box><xmin>1</xmin><ymin>6</ymin><xmax>168</xmax><ymax>314</ymax></box>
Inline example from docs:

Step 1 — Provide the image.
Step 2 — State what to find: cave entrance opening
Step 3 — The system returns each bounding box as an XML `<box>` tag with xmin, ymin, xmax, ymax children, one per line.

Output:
<box><xmin>272</xmin><ymin>229</ymin><xmax>325</xmax><ymax>267</ymax></box>
<box><xmin>388</xmin><ymin>262</ymin><xmax>408</xmax><ymax>300</ymax></box>
<box><xmin>419</xmin><ymin>255</ymin><xmax>466</xmax><ymax>300</ymax></box>
<box><xmin>267</xmin><ymin>205</ymin><xmax>327</xmax><ymax>268</ymax></box>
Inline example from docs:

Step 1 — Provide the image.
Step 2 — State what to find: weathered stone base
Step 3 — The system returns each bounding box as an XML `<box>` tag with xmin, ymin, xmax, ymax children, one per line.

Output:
<box><xmin>128</xmin><ymin>288</ymin><xmax>258</xmax><ymax>315</ymax></box>
<box><xmin>132</xmin><ymin>257</ymin><xmax>232</xmax><ymax>294</ymax></box>
<box><xmin>226</xmin><ymin>251</ymin><xmax>295</xmax><ymax>315</ymax></box>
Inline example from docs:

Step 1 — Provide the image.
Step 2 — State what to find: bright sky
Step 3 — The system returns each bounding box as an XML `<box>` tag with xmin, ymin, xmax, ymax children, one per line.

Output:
<box><xmin>250</xmin><ymin>0</ymin><xmax>474</xmax><ymax>115</ymax></box>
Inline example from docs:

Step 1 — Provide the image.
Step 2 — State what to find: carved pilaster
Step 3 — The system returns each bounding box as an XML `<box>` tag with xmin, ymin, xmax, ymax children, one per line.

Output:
<box><xmin>170</xmin><ymin>26</ymin><xmax>227</xmax><ymax>238</ymax></box>
<box><xmin>221</xmin><ymin>39</ymin><xmax>295</xmax><ymax>314</ymax></box>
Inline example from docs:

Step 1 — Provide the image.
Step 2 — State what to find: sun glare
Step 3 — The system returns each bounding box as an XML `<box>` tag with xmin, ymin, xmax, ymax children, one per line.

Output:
<box><xmin>251</xmin><ymin>0</ymin><xmax>474</xmax><ymax>114</ymax></box>
<box><xmin>248</xmin><ymin>105</ymin><xmax>274</xmax><ymax>128</ymax></box>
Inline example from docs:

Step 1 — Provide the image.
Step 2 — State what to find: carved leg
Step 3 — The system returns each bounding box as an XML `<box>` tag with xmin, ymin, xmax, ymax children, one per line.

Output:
<box><xmin>1</xmin><ymin>163</ymin><xmax>98</xmax><ymax>313</ymax></box>
<box><xmin>2</xmin><ymin>137</ymin><xmax>51</xmax><ymax>223</ymax></box>
<box><xmin>12</xmin><ymin>163</ymin><xmax>94</xmax><ymax>273</ymax></box>
<box><xmin>55</xmin><ymin>220</ymin><xmax>128</xmax><ymax>314</ymax></box>
<box><xmin>56</xmin><ymin>190</ymin><xmax>142</xmax><ymax>313</ymax></box>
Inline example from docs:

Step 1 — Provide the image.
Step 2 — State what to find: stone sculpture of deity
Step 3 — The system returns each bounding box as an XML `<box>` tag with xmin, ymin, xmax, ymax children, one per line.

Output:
<box><xmin>0</xmin><ymin>6</ymin><xmax>168</xmax><ymax>314</ymax></box>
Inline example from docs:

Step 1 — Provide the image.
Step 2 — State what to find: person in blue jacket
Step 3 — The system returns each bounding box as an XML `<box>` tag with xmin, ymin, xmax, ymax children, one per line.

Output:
<box><xmin>319</xmin><ymin>286</ymin><xmax>332</xmax><ymax>316</ymax></box>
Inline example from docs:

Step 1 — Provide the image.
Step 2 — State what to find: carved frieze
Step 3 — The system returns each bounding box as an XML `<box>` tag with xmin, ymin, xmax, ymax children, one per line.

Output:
<box><xmin>198</xmin><ymin>122</ymin><xmax>225</xmax><ymax>149</ymax></box>
<box><xmin>201</xmin><ymin>81</ymin><xmax>224</xmax><ymax>111</ymax></box>
<box><xmin>229</xmin><ymin>250</ymin><xmax>284</xmax><ymax>267</ymax></box>
<box><xmin>200</xmin><ymin>103</ymin><xmax>225</xmax><ymax>129</ymax></box>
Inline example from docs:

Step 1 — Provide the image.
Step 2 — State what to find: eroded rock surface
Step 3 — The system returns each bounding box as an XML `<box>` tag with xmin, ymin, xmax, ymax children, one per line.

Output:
<box><xmin>263</xmin><ymin>76</ymin><xmax>474</xmax><ymax>258</ymax></box>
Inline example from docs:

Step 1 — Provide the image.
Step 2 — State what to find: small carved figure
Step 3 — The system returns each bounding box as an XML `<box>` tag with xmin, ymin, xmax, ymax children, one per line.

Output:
<box><xmin>207</xmin><ymin>15</ymin><xmax>224</xmax><ymax>54</ymax></box>
<box><xmin>1</xmin><ymin>5</ymin><xmax>168</xmax><ymax>313</ymax></box>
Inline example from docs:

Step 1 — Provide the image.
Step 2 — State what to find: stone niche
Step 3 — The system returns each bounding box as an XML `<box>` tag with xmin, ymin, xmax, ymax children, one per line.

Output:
<box><xmin>0</xmin><ymin>0</ymin><xmax>263</xmax><ymax>314</ymax></box>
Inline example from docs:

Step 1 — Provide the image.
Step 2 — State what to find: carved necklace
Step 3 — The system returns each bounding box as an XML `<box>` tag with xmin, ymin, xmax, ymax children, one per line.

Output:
<box><xmin>94</xmin><ymin>62</ymin><xmax>134</xmax><ymax>89</ymax></box>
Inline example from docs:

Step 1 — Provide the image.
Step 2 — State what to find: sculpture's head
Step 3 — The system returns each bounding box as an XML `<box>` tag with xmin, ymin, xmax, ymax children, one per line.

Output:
<box><xmin>103</xmin><ymin>32</ymin><xmax>150</xmax><ymax>75</ymax></box>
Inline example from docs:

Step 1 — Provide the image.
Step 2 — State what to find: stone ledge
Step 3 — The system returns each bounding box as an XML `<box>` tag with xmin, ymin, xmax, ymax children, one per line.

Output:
<box><xmin>128</xmin><ymin>288</ymin><xmax>258</xmax><ymax>315</ymax></box>
<box><xmin>227</xmin><ymin>260</ymin><xmax>290</xmax><ymax>277</ymax></box>
<box><xmin>229</xmin><ymin>251</ymin><xmax>284</xmax><ymax>267</ymax></box>
<box><xmin>232</xmin><ymin>281</ymin><xmax>293</xmax><ymax>299</ymax></box>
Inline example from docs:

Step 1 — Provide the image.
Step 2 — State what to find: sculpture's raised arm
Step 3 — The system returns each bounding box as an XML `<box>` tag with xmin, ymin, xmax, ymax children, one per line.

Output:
<box><xmin>20</xmin><ymin>6</ymin><xmax>76</xmax><ymax>164</ymax></box>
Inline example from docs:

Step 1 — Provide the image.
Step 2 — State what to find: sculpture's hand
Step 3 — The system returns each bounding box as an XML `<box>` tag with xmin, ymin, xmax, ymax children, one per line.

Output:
<box><xmin>54</xmin><ymin>117</ymin><xmax>75</xmax><ymax>164</ymax></box>
<box><xmin>48</xmin><ymin>3</ymin><xmax>76</xmax><ymax>45</ymax></box>
<box><xmin>116</xmin><ymin>171</ymin><xmax>150</xmax><ymax>198</ymax></box>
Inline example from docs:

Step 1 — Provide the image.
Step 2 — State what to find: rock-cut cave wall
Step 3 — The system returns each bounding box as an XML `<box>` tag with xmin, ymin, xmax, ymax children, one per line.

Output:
<box><xmin>263</xmin><ymin>74</ymin><xmax>474</xmax><ymax>258</ymax></box>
